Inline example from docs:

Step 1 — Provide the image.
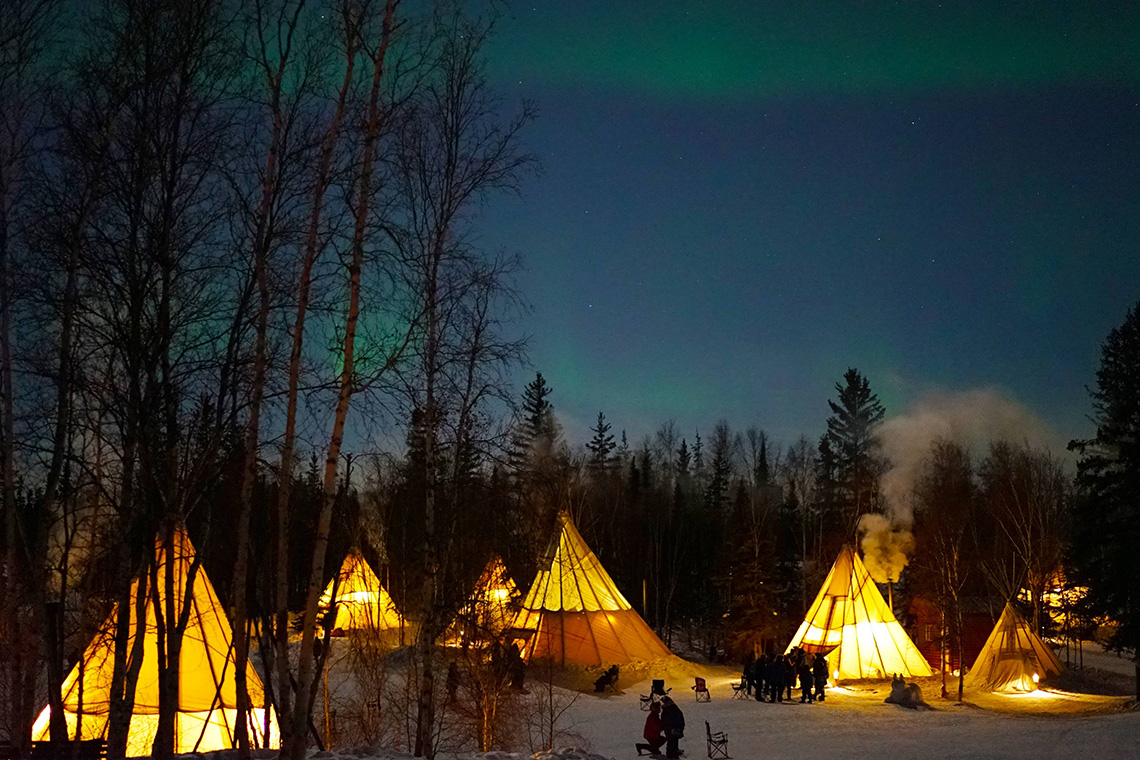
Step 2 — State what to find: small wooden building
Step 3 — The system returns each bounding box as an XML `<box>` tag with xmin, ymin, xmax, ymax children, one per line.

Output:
<box><xmin>909</xmin><ymin>596</ymin><xmax>1000</xmax><ymax>672</ymax></box>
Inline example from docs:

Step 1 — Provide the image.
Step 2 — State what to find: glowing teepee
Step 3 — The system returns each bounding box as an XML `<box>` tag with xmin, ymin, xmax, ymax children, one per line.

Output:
<box><xmin>786</xmin><ymin>546</ymin><xmax>931</xmax><ymax>680</ymax></box>
<box><xmin>318</xmin><ymin>549</ymin><xmax>403</xmax><ymax>635</ymax></box>
<box><xmin>964</xmin><ymin>602</ymin><xmax>1063</xmax><ymax>692</ymax></box>
<box><xmin>32</xmin><ymin>528</ymin><xmax>279</xmax><ymax>756</ymax></box>
<box><xmin>446</xmin><ymin>556</ymin><xmax>520</xmax><ymax>646</ymax></box>
<box><xmin>513</xmin><ymin>511</ymin><xmax>672</xmax><ymax>667</ymax></box>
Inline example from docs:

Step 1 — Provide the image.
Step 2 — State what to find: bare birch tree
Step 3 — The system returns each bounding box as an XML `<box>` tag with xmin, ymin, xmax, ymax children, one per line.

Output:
<box><xmin>387</xmin><ymin>9</ymin><xmax>534</xmax><ymax>756</ymax></box>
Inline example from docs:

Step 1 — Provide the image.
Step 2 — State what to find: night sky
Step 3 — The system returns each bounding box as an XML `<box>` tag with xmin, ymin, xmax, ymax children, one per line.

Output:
<box><xmin>478</xmin><ymin>1</ymin><xmax>1140</xmax><ymax>446</ymax></box>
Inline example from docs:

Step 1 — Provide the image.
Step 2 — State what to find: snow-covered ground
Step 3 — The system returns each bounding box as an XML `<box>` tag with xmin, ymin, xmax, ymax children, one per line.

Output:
<box><xmin>268</xmin><ymin>640</ymin><xmax>1138</xmax><ymax>760</ymax></box>
<box><xmin>558</xmin><ymin>669</ymin><xmax>1139</xmax><ymax>760</ymax></box>
<box><xmin>291</xmin><ymin>664</ymin><xmax>1138</xmax><ymax>760</ymax></box>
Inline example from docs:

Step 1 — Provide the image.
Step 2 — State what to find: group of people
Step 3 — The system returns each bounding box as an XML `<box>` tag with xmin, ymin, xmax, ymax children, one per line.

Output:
<box><xmin>742</xmin><ymin>647</ymin><xmax>829</xmax><ymax>704</ymax></box>
<box><xmin>637</xmin><ymin>696</ymin><xmax>685</xmax><ymax>758</ymax></box>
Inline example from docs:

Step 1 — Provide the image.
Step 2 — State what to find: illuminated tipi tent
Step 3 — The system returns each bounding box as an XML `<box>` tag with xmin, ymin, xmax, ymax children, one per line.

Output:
<box><xmin>32</xmin><ymin>528</ymin><xmax>279</xmax><ymax>756</ymax></box>
<box><xmin>785</xmin><ymin>546</ymin><xmax>931</xmax><ymax>680</ymax></box>
<box><xmin>446</xmin><ymin>556</ymin><xmax>520</xmax><ymax>646</ymax></box>
<box><xmin>318</xmin><ymin>548</ymin><xmax>403</xmax><ymax>636</ymax></box>
<box><xmin>964</xmin><ymin>602</ymin><xmax>1063</xmax><ymax>692</ymax></box>
<box><xmin>512</xmin><ymin>511</ymin><xmax>672</xmax><ymax>667</ymax></box>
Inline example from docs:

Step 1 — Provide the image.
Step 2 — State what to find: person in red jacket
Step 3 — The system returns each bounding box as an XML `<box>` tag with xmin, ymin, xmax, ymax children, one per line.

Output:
<box><xmin>636</xmin><ymin>701</ymin><xmax>666</xmax><ymax>756</ymax></box>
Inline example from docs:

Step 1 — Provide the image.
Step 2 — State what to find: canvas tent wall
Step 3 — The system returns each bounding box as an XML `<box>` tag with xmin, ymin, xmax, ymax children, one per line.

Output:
<box><xmin>317</xmin><ymin>549</ymin><xmax>404</xmax><ymax>636</ymax></box>
<box><xmin>445</xmin><ymin>556</ymin><xmax>520</xmax><ymax>646</ymax></box>
<box><xmin>964</xmin><ymin>602</ymin><xmax>1063</xmax><ymax>692</ymax></box>
<box><xmin>32</xmin><ymin>528</ymin><xmax>278</xmax><ymax>756</ymax></box>
<box><xmin>512</xmin><ymin>511</ymin><xmax>672</xmax><ymax>667</ymax></box>
<box><xmin>785</xmin><ymin>546</ymin><xmax>931</xmax><ymax>680</ymax></box>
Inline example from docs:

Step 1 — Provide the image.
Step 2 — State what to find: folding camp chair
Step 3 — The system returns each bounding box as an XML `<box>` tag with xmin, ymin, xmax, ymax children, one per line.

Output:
<box><xmin>692</xmin><ymin>676</ymin><xmax>711</xmax><ymax>702</ymax></box>
<box><xmin>605</xmin><ymin>671</ymin><xmax>620</xmax><ymax>694</ymax></box>
<box><xmin>705</xmin><ymin>721</ymin><xmax>729</xmax><ymax>759</ymax></box>
<box><xmin>731</xmin><ymin>680</ymin><xmax>748</xmax><ymax>699</ymax></box>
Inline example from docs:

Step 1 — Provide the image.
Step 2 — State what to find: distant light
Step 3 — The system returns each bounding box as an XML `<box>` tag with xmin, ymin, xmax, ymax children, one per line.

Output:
<box><xmin>952</xmin><ymin>669</ymin><xmax>960</xmax><ymax>677</ymax></box>
<box><xmin>833</xmin><ymin>669</ymin><xmax>839</xmax><ymax>680</ymax></box>
<box><xmin>1032</xmin><ymin>672</ymin><xmax>1040</xmax><ymax>684</ymax></box>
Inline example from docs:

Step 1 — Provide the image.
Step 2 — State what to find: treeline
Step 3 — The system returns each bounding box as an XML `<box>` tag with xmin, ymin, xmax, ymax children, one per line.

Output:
<box><xmin>488</xmin><ymin>370</ymin><xmax>1076</xmax><ymax>662</ymax></box>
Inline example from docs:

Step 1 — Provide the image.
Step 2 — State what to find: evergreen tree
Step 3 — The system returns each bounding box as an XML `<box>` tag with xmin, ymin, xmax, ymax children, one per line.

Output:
<box><xmin>692</xmin><ymin>431</ymin><xmax>704</xmax><ymax>478</ymax></box>
<box><xmin>756</xmin><ymin>434</ymin><xmax>770</xmax><ymax>486</ymax></box>
<box><xmin>676</xmin><ymin>439</ymin><xmax>691</xmax><ymax>476</ymax></box>
<box><xmin>509</xmin><ymin>372</ymin><xmax>558</xmax><ymax>469</ymax></box>
<box><xmin>825</xmin><ymin>368</ymin><xmax>887</xmax><ymax>530</ymax></box>
<box><xmin>703</xmin><ymin>422</ymin><xmax>732</xmax><ymax>516</ymax></box>
<box><xmin>586</xmin><ymin>411</ymin><xmax>616</xmax><ymax>472</ymax></box>
<box><xmin>1070</xmin><ymin>303</ymin><xmax>1140</xmax><ymax>697</ymax></box>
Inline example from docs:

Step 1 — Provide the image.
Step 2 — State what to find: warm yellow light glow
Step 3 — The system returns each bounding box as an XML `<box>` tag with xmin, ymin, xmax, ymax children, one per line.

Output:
<box><xmin>952</xmin><ymin>669</ymin><xmax>960</xmax><ymax>677</ymax></box>
<box><xmin>1032</xmin><ymin>672</ymin><xmax>1040</xmax><ymax>684</ymax></box>
<box><xmin>833</xmin><ymin>669</ymin><xmax>839</xmax><ymax>680</ymax></box>
<box><xmin>787</xmin><ymin>548</ymin><xmax>931</xmax><ymax>680</ymax></box>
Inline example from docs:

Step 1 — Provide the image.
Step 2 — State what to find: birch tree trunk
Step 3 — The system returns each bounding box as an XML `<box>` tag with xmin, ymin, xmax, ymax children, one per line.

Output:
<box><xmin>288</xmin><ymin>5</ymin><xmax>398</xmax><ymax>759</ymax></box>
<box><xmin>274</xmin><ymin>6</ymin><xmax>361</xmax><ymax>751</ymax></box>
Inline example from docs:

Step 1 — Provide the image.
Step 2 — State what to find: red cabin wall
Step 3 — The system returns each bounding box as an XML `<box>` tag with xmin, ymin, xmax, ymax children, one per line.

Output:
<box><xmin>909</xmin><ymin>597</ymin><xmax>995</xmax><ymax>672</ymax></box>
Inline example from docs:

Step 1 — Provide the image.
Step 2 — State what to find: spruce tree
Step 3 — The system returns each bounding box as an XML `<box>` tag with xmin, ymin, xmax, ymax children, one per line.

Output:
<box><xmin>1070</xmin><ymin>303</ymin><xmax>1140</xmax><ymax>697</ymax></box>
<box><xmin>756</xmin><ymin>434</ymin><xmax>770</xmax><ymax>486</ymax></box>
<box><xmin>509</xmin><ymin>372</ymin><xmax>557</xmax><ymax>469</ymax></box>
<box><xmin>825</xmin><ymin>368</ymin><xmax>887</xmax><ymax>529</ymax></box>
<box><xmin>586</xmin><ymin>411</ymin><xmax>616</xmax><ymax>472</ymax></box>
<box><xmin>676</xmin><ymin>439</ymin><xmax>691</xmax><ymax>476</ymax></box>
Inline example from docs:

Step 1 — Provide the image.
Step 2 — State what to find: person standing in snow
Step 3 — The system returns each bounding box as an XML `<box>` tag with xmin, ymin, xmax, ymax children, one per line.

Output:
<box><xmin>783</xmin><ymin>654</ymin><xmax>797</xmax><ymax>701</ymax></box>
<box><xmin>660</xmin><ymin>696</ymin><xmax>685</xmax><ymax>759</ymax></box>
<box><xmin>767</xmin><ymin>655</ymin><xmax>784</xmax><ymax>702</ymax></box>
<box><xmin>636</xmin><ymin>701</ymin><xmax>666</xmax><ymax>756</ymax></box>
<box><xmin>754</xmin><ymin>652</ymin><xmax>768</xmax><ymax>701</ymax></box>
<box><xmin>742</xmin><ymin>650</ymin><xmax>755</xmax><ymax>696</ymax></box>
<box><xmin>813</xmin><ymin>654</ymin><xmax>829</xmax><ymax>702</ymax></box>
<box><xmin>798</xmin><ymin>654</ymin><xmax>815</xmax><ymax>703</ymax></box>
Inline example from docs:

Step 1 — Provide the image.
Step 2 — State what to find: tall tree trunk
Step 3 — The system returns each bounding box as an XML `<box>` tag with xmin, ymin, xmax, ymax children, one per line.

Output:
<box><xmin>0</xmin><ymin>147</ymin><xmax>24</xmax><ymax>751</ymax></box>
<box><xmin>274</xmin><ymin>13</ymin><xmax>359</xmax><ymax>756</ymax></box>
<box><xmin>414</xmin><ymin>231</ymin><xmax>443</xmax><ymax>758</ymax></box>
<box><xmin>288</xmin><ymin>7</ymin><xmax>396</xmax><ymax>759</ymax></box>
<box><xmin>234</xmin><ymin>27</ymin><xmax>289</xmax><ymax>752</ymax></box>
<box><xmin>153</xmin><ymin>525</ymin><xmax>177</xmax><ymax>760</ymax></box>
<box><xmin>37</xmin><ymin>204</ymin><xmax>86</xmax><ymax>742</ymax></box>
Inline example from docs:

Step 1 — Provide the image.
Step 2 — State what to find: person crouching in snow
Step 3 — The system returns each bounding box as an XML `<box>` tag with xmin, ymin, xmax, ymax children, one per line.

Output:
<box><xmin>636</xmin><ymin>701</ymin><xmax>666</xmax><ymax>756</ymax></box>
<box><xmin>660</xmin><ymin>696</ymin><xmax>685</xmax><ymax>759</ymax></box>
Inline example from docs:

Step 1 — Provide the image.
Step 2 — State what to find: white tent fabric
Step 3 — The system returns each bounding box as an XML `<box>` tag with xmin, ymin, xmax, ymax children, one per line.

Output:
<box><xmin>513</xmin><ymin>512</ymin><xmax>672</xmax><ymax>667</ymax></box>
<box><xmin>318</xmin><ymin>549</ymin><xmax>403</xmax><ymax>635</ymax></box>
<box><xmin>785</xmin><ymin>546</ymin><xmax>932</xmax><ymax>680</ymax></box>
<box><xmin>964</xmin><ymin>602</ymin><xmax>1063</xmax><ymax>692</ymax></box>
<box><xmin>32</xmin><ymin>528</ymin><xmax>279</xmax><ymax>756</ymax></box>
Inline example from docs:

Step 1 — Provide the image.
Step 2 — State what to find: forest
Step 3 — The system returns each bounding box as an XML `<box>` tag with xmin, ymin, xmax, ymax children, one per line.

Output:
<box><xmin>2</xmin><ymin>1</ymin><xmax>1139</xmax><ymax>759</ymax></box>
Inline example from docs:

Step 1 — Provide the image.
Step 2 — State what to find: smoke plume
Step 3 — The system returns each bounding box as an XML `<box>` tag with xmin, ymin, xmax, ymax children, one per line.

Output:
<box><xmin>859</xmin><ymin>387</ymin><xmax>1063</xmax><ymax>583</ymax></box>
